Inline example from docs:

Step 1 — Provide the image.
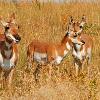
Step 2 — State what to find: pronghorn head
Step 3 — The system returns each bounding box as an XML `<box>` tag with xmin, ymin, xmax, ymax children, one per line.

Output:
<box><xmin>66</xmin><ymin>15</ymin><xmax>86</xmax><ymax>45</ymax></box>
<box><xmin>67</xmin><ymin>15</ymin><xmax>86</xmax><ymax>37</ymax></box>
<box><xmin>0</xmin><ymin>13</ymin><xmax>21</xmax><ymax>44</ymax></box>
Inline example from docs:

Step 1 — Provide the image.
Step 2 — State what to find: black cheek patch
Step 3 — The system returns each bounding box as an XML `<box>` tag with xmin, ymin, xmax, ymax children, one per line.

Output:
<box><xmin>66</xmin><ymin>32</ymin><xmax>70</xmax><ymax>36</ymax></box>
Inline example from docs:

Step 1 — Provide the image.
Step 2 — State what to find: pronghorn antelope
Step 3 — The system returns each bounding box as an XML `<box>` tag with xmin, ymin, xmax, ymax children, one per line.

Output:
<box><xmin>0</xmin><ymin>14</ymin><xmax>21</xmax><ymax>89</ymax></box>
<box><xmin>27</xmin><ymin>29</ymin><xmax>84</xmax><ymax>81</ymax></box>
<box><xmin>67</xmin><ymin>15</ymin><xmax>93</xmax><ymax>76</ymax></box>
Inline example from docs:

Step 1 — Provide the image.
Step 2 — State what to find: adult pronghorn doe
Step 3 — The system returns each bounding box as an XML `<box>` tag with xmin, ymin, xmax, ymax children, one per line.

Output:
<box><xmin>0</xmin><ymin>13</ymin><xmax>21</xmax><ymax>89</ymax></box>
<box><xmin>67</xmin><ymin>15</ymin><xmax>93</xmax><ymax>76</ymax></box>
<box><xmin>27</xmin><ymin>26</ymin><xmax>84</xmax><ymax>81</ymax></box>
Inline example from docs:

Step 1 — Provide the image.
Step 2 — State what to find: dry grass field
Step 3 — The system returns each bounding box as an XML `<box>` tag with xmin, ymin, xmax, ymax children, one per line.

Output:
<box><xmin>0</xmin><ymin>1</ymin><xmax>100</xmax><ymax>100</ymax></box>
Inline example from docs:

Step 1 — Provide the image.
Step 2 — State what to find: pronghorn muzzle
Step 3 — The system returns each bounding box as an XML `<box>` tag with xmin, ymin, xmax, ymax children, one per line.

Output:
<box><xmin>6</xmin><ymin>33</ymin><xmax>21</xmax><ymax>43</ymax></box>
<box><xmin>80</xmin><ymin>40</ymin><xmax>85</xmax><ymax>45</ymax></box>
<box><xmin>13</xmin><ymin>34</ymin><xmax>21</xmax><ymax>43</ymax></box>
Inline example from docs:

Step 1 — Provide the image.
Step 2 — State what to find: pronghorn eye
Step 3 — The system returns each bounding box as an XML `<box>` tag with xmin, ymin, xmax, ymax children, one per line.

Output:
<box><xmin>80</xmin><ymin>26</ymin><xmax>83</xmax><ymax>28</ymax></box>
<box><xmin>18</xmin><ymin>26</ymin><xmax>20</xmax><ymax>29</ymax></box>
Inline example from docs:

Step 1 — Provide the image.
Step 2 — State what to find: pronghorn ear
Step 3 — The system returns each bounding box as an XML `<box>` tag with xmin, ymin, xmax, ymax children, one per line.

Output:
<box><xmin>80</xmin><ymin>15</ymin><xmax>86</xmax><ymax>28</ymax></box>
<box><xmin>9</xmin><ymin>13</ymin><xmax>16</xmax><ymax>24</ymax></box>
<box><xmin>69</xmin><ymin>16</ymin><xmax>74</xmax><ymax>24</ymax></box>
<box><xmin>0</xmin><ymin>16</ymin><xmax>8</xmax><ymax>27</ymax></box>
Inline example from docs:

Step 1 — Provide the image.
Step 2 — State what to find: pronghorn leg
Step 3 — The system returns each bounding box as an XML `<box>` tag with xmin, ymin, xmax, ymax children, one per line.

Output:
<box><xmin>57</xmin><ymin>65</ymin><xmax>60</xmax><ymax>76</ymax></box>
<box><xmin>82</xmin><ymin>58</ymin><xmax>87</xmax><ymax>72</ymax></box>
<box><xmin>74</xmin><ymin>59</ymin><xmax>82</xmax><ymax>76</ymax></box>
<box><xmin>49</xmin><ymin>64</ymin><xmax>52</xmax><ymax>80</ymax></box>
<box><xmin>87</xmin><ymin>48</ymin><xmax>92</xmax><ymax>65</ymax></box>
<box><xmin>87</xmin><ymin>55</ymin><xmax>91</xmax><ymax>76</ymax></box>
<box><xmin>33</xmin><ymin>63</ymin><xmax>41</xmax><ymax>83</ymax></box>
<box><xmin>8</xmin><ymin>68</ymin><xmax>14</xmax><ymax>90</ymax></box>
<box><xmin>47</xmin><ymin>56</ymin><xmax>53</xmax><ymax>81</ymax></box>
<box><xmin>28</xmin><ymin>57</ymin><xmax>32</xmax><ymax>69</ymax></box>
<box><xmin>2</xmin><ymin>71</ymin><xmax>10</xmax><ymax>89</ymax></box>
<box><xmin>75</xmin><ymin>62</ymin><xmax>79</xmax><ymax>77</ymax></box>
<box><xmin>1</xmin><ymin>69</ymin><xmax>14</xmax><ymax>96</ymax></box>
<box><xmin>87</xmin><ymin>55</ymin><xmax>91</xmax><ymax>65</ymax></box>
<box><xmin>82</xmin><ymin>62</ymin><xmax>85</xmax><ymax>73</ymax></box>
<box><xmin>0</xmin><ymin>68</ymin><xmax>3</xmax><ymax>88</ymax></box>
<box><xmin>74</xmin><ymin>58</ymin><xmax>79</xmax><ymax>76</ymax></box>
<box><xmin>27</xmin><ymin>51</ymin><xmax>34</xmax><ymax>72</ymax></box>
<box><xmin>46</xmin><ymin>63</ymin><xmax>53</xmax><ymax>82</ymax></box>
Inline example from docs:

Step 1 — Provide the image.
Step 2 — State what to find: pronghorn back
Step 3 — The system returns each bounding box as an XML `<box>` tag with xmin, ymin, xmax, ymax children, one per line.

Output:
<box><xmin>28</xmin><ymin>40</ymin><xmax>49</xmax><ymax>53</ymax></box>
<box><xmin>27</xmin><ymin>32</ymin><xmax>84</xmax><ymax>66</ymax></box>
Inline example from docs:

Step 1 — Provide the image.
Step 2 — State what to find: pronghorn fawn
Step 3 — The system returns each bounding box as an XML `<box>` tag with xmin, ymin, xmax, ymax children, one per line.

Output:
<box><xmin>0</xmin><ymin>14</ymin><xmax>21</xmax><ymax>90</ymax></box>
<box><xmin>67</xmin><ymin>15</ymin><xmax>93</xmax><ymax>76</ymax></box>
<box><xmin>27</xmin><ymin>30</ymin><xmax>84</xmax><ymax>81</ymax></box>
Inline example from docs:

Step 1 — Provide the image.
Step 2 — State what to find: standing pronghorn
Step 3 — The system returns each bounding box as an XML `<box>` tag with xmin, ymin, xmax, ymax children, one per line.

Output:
<box><xmin>0</xmin><ymin>14</ymin><xmax>21</xmax><ymax>89</ymax></box>
<box><xmin>27</xmin><ymin>29</ymin><xmax>84</xmax><ymax>81</ymax></box>
<box><xmin>67</xmin><ymin>15</ymin><xmax>93</xmax><ymax>76</ymax></box>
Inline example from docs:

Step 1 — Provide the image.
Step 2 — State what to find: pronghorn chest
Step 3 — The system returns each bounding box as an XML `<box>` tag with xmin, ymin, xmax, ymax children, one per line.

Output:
<box><xmin>72</xmin><ymin>44</ymin><xmax>85</xmax><ymax>60</ymax></box>
<box><xmin>54</xmin><ymin>48</ymin><xmax>69</xmax><ymax>65</ymax></box>
<box><xmin>0</xmin><ymin>50</ymin><xmax>16</xmax><ymax>71</ymax></box>
<box><xmin>2</xmin><ymin>50</ymin><xmax>12</xmax><ymax>59</ymax></box>
<box><xmin>74</xmin><ymin>44</ymin><xmax>82</xmax><ymax>51</ymax></box>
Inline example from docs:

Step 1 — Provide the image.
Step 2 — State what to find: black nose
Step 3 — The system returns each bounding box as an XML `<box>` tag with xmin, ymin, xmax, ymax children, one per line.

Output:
<box><xmin>5</xmin><ymin>26</ymin><xmax>10</xmax><ymax>32</ymax></box>
<box><xmin>14</xmin><ymin>34</ymin><xmax>21</xmax><ymax>41</ymax></box>
<box><xmin>74</xmin><ymin>33</ymin><xmax>77</xmax><ymax>37</ymax></box>
<box><xmin>81</xmin><ymin>40</ymin><xmax>85</xmax><ymax>44</ymax></box>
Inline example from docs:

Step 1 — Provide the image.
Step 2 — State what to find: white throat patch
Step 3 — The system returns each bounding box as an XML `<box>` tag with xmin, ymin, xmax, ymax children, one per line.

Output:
<box><xmin>5</xmin><ymin>41</ymin><xmax>12</xmax><ymax>49</ymax></box>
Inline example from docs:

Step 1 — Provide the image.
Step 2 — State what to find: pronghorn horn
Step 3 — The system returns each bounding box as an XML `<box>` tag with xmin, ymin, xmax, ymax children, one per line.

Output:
<box><xmin>9</xmin><ymin>13</ymin><xmax>16</xmax><ymax>24</ymax></box>
<box><xmin>82</xmin><ymin>15</ymin><xmax>86</xmax><ymax>21</ymax></box>
<box><xmin>0</xmin><ymin>16</ymin><xmax>8</xmax><ymax>27</ymax></box>
<box><xmin>69</xmin><ymin>16</ymin><xmax>73</xmax><ymax>24</ymax></box>
<box><xmin>80</xmin><ymin>15</ymin><xmax>86</xmax><ymax>27</ymax></box>
<box><xmin>70</xmin><ymin>16</ymin><xmax>73</xmax><ymax>22</ymax></box>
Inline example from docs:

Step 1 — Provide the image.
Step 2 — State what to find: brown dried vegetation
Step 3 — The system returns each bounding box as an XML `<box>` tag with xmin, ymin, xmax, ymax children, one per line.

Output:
<box><xmin>0</xmin><ymin>1</ymin><xmax>100</xmax><ymax>100</ymax></box>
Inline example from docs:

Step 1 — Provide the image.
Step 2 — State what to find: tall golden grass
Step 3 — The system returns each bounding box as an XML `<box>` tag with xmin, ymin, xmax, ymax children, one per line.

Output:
<box><xmin>0</xmin><ymin>1</ymin><xmax>100</xmax><ymax>100</ymax></box>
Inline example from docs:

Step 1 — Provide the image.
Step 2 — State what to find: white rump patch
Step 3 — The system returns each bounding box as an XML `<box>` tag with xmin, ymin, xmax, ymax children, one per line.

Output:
<box><xmin>55</xmin><ymin>56</ymin><xmax>63</xmax><ymax>65</ymax></box>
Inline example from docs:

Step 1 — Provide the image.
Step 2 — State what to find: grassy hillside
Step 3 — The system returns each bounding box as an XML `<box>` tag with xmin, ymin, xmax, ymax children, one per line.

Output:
<box><xmin>0</xmin><ymin>1</ymin><xmax>100</xmax><ymax>100</ymax></box>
